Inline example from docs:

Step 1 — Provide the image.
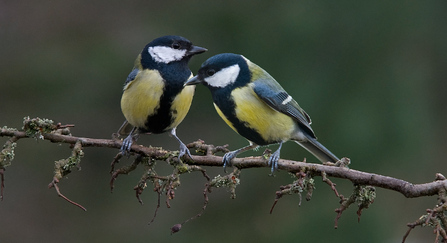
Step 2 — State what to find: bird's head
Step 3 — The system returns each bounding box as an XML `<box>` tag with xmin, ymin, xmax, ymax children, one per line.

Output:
<box><xmin>143</xmin><ymin>35</ymin><xmax>207</xmax><ymax>65</ymax></box>
<box><xmin>185</xmin><ymin>53</ymin><xmax>251</xmax><ymax>90</ymax></box>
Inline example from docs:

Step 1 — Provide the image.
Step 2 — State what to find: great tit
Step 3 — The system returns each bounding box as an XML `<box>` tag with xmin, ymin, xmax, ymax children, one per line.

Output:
<box><xmin>185</xmin><ymin>53</ymin><xmax>339</xmax><ymax>172</ymax></box>
<box><xmin>119</xmin><ymin>35</ymin><xmax>207</xmax><ymax>160</ymax></box>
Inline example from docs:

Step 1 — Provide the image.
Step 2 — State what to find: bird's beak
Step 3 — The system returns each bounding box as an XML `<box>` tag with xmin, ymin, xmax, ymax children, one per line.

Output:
<box><xmin>187</xmin><ymin>45</ymin><xmax>207</xmax><ymax>56</ymax></box>
<box><xmin>184</xmin><ymin>75</ymin><xmax>202</xmax><ymax>86</ymax></box>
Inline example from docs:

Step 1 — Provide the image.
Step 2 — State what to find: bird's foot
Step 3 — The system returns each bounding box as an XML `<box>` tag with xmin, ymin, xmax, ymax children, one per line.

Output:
<box><xmin>222</xmin><ymin>151</ymin><xmax>238</xmax><ymax>173</ymax></box>
<box><xmin>268</xmin><ymin>149</ymin><xmax>281</xmax><ymax>175</ymax></box>
<box><xmin>178</xmin><ymin>142</ymin><xmax>193</xmax><ymax>161</ymax></box>
<box><xmin>120</xmin><ymin>134</ymin><xmax>134</xmax><ymax>156</ymax></box>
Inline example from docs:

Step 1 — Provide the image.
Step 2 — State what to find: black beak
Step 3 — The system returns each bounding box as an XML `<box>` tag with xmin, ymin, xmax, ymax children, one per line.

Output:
<box><xmin>186</xmin><ymin>45</ymin><xmax>207</xmax><ymax>56</ymax></box>
<box><xmin>184</xmin><ymin>75</ymin><xmax>202</xmax><ymax>86</ymax></box>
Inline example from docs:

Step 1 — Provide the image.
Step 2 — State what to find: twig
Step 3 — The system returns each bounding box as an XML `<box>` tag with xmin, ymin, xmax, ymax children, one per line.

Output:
<box><xmin>110</xmin><ymin>152</ymin><xmax>123</xmax><ymax>174</ymax></box>
<box><xmin>110</xmin><ymin>155</ymin><xmax>142</xmax><ymax>192</ymax></box>
<box><xmin>402</xmin><ymin>217</ymin><xmax>424</xmax><ymax>243</ymax></box>
<box><xmin>48</xmin><ymin>177</ymin><xmax>86</xmax><ymax>211</ymax></box>
<box><xmin>321</xmin><ymin>171</ymin><xmax>340</xmax><ymax>197</ymax></box>
<box><xmin>0</xmin><ymin>168</ymin><xmax>4</xmax><ymax>201</ymax></box>
<box><xmin>148</xmin><ymin>187</ymin><xmax>162</xmax><ymax>225</ymax></box>
<box><xmin>171</xmin><ymin>182</ymin><xmax>211</xmax><ymax>234</ymax></box>
<box><xmin>171</xmin><ymin>168</ymin><xmax>238</xmax><ymax>234</ymax></box>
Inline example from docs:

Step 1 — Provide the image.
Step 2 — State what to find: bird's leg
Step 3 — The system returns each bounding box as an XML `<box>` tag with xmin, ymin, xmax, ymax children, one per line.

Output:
<box><xmin>120</xmin><ymin>127</ymin><xmax>139</xmax><ymax>155</ymax></box>
<box><xmin>171</xmin><ymin>128</ymin><xmax>192</xmax><ymax>161</ymax></box>
<box><xmin>268</xmin><ymin>142</ymin><xmax>283</xmax><ymax>174</ymax></box>
<box><xmin>222</xmin><ymin>143</ymin><xmax>258</xmax><ymax>173</ymax></box>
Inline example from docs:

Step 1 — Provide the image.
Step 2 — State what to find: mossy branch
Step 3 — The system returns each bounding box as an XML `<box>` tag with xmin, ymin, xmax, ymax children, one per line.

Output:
<box><xmin>3</xmin><ymin>122</ymin><xmax>442</xmax><ymax>198</ymax></box>
<box><xmin>1</xmin><ymin>117</ymin><xmax>446</xmax><ymax>242</ymax></box>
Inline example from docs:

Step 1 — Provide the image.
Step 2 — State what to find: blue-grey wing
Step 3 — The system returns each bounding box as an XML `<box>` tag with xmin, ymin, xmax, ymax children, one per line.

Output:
<box><xmin>124</xmin><ymin>68</ymin><xmax>139</xmax><ymax>86</ymax></box>
<box><xmin>252</xmin><ymin>78</ymin><xmax>316</xmax><ymax>138</ymax></box>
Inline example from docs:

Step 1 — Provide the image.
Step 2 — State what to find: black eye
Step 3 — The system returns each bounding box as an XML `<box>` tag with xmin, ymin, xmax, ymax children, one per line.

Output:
<box><xmin>207</xmin><ymin>69</ymin><xmax>215</xmax><ymax>76</ymax></box>
<box><xmin>172</xmin><ymin>43</ymin><xmax>180</xmax><ymax>49</ymax></box>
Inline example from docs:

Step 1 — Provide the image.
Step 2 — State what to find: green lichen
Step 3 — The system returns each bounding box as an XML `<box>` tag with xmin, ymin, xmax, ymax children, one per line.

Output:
<box><xmin>176</xmin><ymin>164</ymin><xmax>189</xmax><ymax>174</ymax></box>
<box><xmin>53</xmin><ymin>141</ymin><xmax>83</xmax><ymax>180</ymax></box>
<box><xmin>210</xmin><ymin>174</ymin><xmax>240</xmax><ymax>188</ymax></box>
<box><xmin>1</xmin><ymin>126</ymin><xmax>18</xmax><ymax>132</ymax></box>
<box><xmin>355</xmin><ymin>185</ymin><xmax>376</xmax><ymax>208</ymax></box>
<box><xmin>22</xmin><ymin>117</ymin><xmax>55</xmax><ymax>140</ymax></box>
<box><xmin>0</xmin><ymin>142</ymin><xmax>16</xmax><ymax>169</ymax></box>
<box><xmin>62</xmin><ymin>150</ymin><xmax>83</xmax><ymax>171</ymax></box>
<box><xmin>285</xmin><ymin>173</ymin><xmax>315</xmax><ymax>194</ymax></box>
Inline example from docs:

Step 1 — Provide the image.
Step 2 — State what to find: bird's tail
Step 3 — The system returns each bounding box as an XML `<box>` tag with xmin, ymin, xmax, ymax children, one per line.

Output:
<box><xmin>294</xmin><ymin>134</ymin><xmax>339</xmax><ymax>163</ymax></box>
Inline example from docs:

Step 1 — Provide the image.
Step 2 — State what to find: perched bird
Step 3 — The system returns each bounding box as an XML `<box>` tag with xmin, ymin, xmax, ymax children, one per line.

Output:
<box><xmin>185</xmin><ymin>53</ymin><xmax>339</xmax><ymax>172</ymax></box>
<box><xmin>119</xmin><ymin>35</ymin><xmax>207</xmax><ymax>159</ymax></box>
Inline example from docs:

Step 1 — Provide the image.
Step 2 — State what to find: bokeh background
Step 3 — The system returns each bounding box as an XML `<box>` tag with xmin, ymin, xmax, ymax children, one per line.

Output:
<box><xmin>1</xmin><ymin>1</ymin><xmax>446</xmax><ymax>242</ymax></box>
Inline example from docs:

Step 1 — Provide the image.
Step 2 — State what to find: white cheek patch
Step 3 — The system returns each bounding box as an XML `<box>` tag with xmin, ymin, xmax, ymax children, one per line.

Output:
<box><xmin>148</xmin><ymin>46</ymin><xmax>187</xmax><ymax>64</ymax></box>
<box><xmin>281</xmin><ymin>95</ymin><xmax>292</xmax><ymax>105</ymax></box>
<box><xmin>205</xmin><ymin>64</ymin><xmax>240</xmax><ymax>88</ymax></box>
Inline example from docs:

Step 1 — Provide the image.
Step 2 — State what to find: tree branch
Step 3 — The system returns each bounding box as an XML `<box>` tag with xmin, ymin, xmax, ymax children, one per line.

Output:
<box><xmin>2</xmin><ymin>127</ymin><xmax>445</xmax><ymax>197</ymax></box>
<box><xmin>1</xmin><ymin>118</ymin><xmax>446</xmax><ymax>241</ymax></box>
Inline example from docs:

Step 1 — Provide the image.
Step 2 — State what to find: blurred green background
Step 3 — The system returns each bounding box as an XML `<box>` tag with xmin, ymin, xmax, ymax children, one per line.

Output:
<box><xmin>1</xmin><ymin>1</ymin><xmax>446</xmax><ymax>242</ymax></box>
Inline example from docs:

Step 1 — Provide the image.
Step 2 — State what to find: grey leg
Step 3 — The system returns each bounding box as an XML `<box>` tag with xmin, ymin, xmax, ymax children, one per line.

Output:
<box><xmin>222</xmin><ymin>143</ymin><xmax>258</xmax><ymax>173</ymax></box>
<box><xmin>120</xmin><ymin>126</ymin><xmax>139</xmax><ymax>155</ymax></box>
<box><xmin>171</xmin><ymin>127</ymin><xmax>192</xmax><ymax>161</ymax></box>
<box><xmin>269</xmin><ymin>142</ymin><xmax>283</xmax><ymax>174</ymax></box>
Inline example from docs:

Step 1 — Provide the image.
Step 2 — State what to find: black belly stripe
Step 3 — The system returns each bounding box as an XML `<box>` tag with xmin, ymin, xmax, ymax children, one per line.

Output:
<box><xmin>212</xmin><ymin>89</ymin><xmax>269</xmax><ymax>145</ymax></box>
<box><xmin>140</xmin><ymin>83</ymin><xmax>182</xmax><ymax>134</ymax></box>
<box><xmin>139</xmin><ymin>62</ymin><xmax>191</xmax><ymax>134</ymax></box>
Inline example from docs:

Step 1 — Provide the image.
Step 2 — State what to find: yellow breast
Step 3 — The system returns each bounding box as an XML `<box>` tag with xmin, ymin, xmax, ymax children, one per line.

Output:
<box><xmin>168</xmin><ymin>82</ymin><xmax>195</xmax><ymax>129</ymax></box>
<box><xmin>120</xmin><ymin>69</ymin><xmax>164</xmax><ymax>128</ymax></box>
<box><xmin>230</xmin><ymin>84</ymin><xmax>297</xmax><ymax>143</ymax></box>
<box><xmin>214</xmin><ymin>103</ymin><xmax>237</xmax><ymax>132</ymax></box>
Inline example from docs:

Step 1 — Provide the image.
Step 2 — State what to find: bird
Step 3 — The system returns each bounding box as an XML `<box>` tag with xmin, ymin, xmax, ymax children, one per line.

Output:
<box><xmin>118</xmin><ymin>35</ymin><xmax>207</xmax><ymax>160</ymax></box>
<box><xmin>184</xmin><ymin>53</ymin><xmax>339</xmax><ymax>172</ymax></box>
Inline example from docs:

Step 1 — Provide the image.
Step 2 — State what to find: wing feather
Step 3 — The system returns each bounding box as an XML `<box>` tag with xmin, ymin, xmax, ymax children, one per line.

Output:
<box><xmin>251</xmin><ymin>74</ymin><xmax>316</xmax><ymax>138</ymax></box>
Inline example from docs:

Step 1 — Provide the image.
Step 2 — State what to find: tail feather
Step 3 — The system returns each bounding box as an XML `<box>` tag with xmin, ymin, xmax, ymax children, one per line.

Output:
<box><xmin>295</xmin><ymin>134</ymin><xmax>339</xmax><ymax>163</ymax></box>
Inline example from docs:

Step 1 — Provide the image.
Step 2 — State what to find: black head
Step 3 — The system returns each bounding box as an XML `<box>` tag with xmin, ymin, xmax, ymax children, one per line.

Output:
<box><xmin>185</xmin><ymin>53</ymin><xmax>250</xmax><ymax>90</ymax></box>
<box><xmin>140</xmin><ymin>35</ymin><xmax>207</xmax><ymax>69</ymax></box>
